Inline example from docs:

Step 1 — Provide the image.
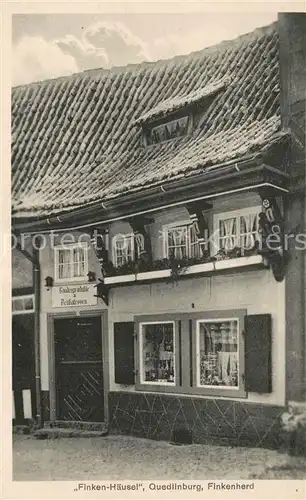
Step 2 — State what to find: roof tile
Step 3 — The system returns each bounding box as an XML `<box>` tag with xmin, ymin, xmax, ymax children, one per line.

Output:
<box><xmin>12</xmin><ymin>22</ymin><xmax>286</xmax><ymax>218</ymax></box>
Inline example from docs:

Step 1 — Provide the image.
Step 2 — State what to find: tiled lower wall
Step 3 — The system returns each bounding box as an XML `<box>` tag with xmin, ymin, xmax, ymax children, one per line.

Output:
<box><xmin>109</xmin><ymin>392</ymin><xmax>286</xmax><ymax>449</ymax></box>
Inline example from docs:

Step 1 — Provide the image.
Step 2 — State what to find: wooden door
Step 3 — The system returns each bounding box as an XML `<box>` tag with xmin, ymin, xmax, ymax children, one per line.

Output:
<box><xmin>54</xmin><ymin>316</ymin><xmax>104</xmax><ymax>422</ymax></box>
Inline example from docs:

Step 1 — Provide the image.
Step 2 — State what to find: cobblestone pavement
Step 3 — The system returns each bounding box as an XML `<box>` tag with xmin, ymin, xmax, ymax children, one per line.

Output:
<box><xmin>13</xmin><ymin>434</ymin><xmax>306</xmax><ymax>481</ymax></box>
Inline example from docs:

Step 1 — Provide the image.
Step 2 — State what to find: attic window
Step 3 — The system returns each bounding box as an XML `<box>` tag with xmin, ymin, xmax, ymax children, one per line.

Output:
<box><xmin>135</xmin><ymin>78</ymin><xmax>229</xmax><ymax>128</ymax></box>
<box><xmin>146</xmin><ymin>116</ymin><xmax>189</xmax><ymax>145</ymax></box>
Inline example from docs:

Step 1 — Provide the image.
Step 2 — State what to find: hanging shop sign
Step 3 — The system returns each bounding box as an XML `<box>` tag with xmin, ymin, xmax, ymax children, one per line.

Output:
<box><xmin>258</xmin><ymin>197</ymin><xmax>288</xmax><ymax>282</ymax></box>
<box><xmin>52</xmin><ymin>284</ymin><xmax>98</xmax><ymax>308</ymax></box>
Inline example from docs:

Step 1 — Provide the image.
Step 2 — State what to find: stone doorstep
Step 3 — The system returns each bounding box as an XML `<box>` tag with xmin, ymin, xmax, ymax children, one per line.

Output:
<box><xmin>288</xmin><ymin>401</ymin><xmax>306</xmax><ymax>416</ymax></box>
<box><xmin>13</xmin><ymin>425</ymin><xmax>31</xmax><ymax>435</ymax></box>
<box><xmin>33</xmin><ymin>427</ymin><xmax>108</xmax><ymax>439</ymax></box>
<box><xmin>45</xmin><ymin>420</ymin><xmax>109</xmax><ymax>432</ymax></box>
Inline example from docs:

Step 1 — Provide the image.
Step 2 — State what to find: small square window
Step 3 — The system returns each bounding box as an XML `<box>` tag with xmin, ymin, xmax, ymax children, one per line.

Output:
<box><xmin>163</xmin><ymin>222</ymin><xmax>202</xmax><ymax>260</ymax></box>
<box><xmin>139</xmin><ymin>322</ymin><xmax>175</xmax><ymax>385</ymax></box>
<box><xmin>214</xmin><ymin>207</ymin><xmax>261</xmax><ymax>254</ymax></box>
<box><xmin>112</xmin><ymin>233</ymin><xmax>144</xmax><ymax>268</ymax></box>
<box><xmin>55</xmin><ymin>243</ymin><xmax>88</xmax><ymax>282</ymax></box>
<box><xmin>12</xmin><ymin>295</ymin><xmax>35</xmax><ymax>314</ymax></box>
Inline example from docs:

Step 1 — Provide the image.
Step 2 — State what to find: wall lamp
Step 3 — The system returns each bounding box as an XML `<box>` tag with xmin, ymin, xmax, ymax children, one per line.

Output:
<box><xmin>45</xmin><ymin>276</ymin><xmax>54</xmax><ymax>289</ymax></box>
<box><xmin>87</xmin><ymin>271</ymin><xmax>96</xmax><ymax>282</ymax></box>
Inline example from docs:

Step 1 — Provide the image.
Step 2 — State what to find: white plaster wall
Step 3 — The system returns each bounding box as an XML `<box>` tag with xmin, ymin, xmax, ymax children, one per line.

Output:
<box><xmin>39</xmin><ymin>233</ymin><xmax>107</xmax><ymax>391</ymax></box>
<box><xmin>38</xmin><ymin>192</ymin><xmax>286</xmax><ymax>407</ymax></box>
<box><xmin>108</xmin><ymin>267</ymin><xmax>286</xmax><ymax>406</ymax></box>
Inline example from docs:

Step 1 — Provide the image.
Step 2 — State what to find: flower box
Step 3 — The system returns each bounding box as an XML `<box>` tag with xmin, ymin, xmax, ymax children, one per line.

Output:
<box><xmin>104</xmin><ymin>274</ymin><xmax>136</xmax><ymax>285</ymax></box>
<box><xmin>104</xmin><ymin>255</ymin><xmax>265</xmax><ymax>285</ymax></box>
<box><xmin>214</xmin><ymin>255</ymin><xmax>264</xmax><ymax>270</ymax></box>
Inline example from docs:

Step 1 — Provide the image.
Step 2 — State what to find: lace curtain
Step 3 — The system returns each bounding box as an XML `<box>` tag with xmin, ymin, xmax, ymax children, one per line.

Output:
<box><xmin>219</xmin><ymin>212</ymin><xmax>259</xmax><ymax>252</ymax></box>
<box><xmin>151</xmin><ymin>116</ymin><xmax>189</xmax><ymax>144</ymax></box>
<box><xmin>73</xmin><ymin>247</ymin><xmax>85</xmax><ymax>277</ymax></box>
<box><xmin>240</xmin><ymin>213</ymin><xmax>258</xmax><ymax>250</ymax></box>
<box><xmin>219</xmin><ymin>218</ymin><xmax>237</xmax><ymax>250</ymax></box>
<box><xmin>115</xmin><ymin>235</ymin><xmax>133</xmax><ymax>267</ymax></box>
<box><xmin>167</xmin><ymin>226</ymin><xmax>188</xmax><ymax>259</ymax></box>
<box><xmin>58</xmin><ymin>249</ymin><xmax>71</xmax><ymax>279</ymax></box>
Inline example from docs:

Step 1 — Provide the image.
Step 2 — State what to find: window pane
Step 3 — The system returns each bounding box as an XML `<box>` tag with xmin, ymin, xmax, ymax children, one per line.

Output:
<box><xmin>239</xmin><ymin>213</ymin><xmax>259</xmax><ymax>250</ymax></box>
<box><xmin>219</xmin><ymin>218</ymin><xmax>237</xmax><ymax>250</ymax></box>
<box><xmin>167</xmin><ymin>226</ymin><xmax>188</xmax><ymax>259</ymax></box>
<box><xmin>198</xmin><ymin>320</ymin><xmax>238</xmax><ymax>388</ymax></box>
<box><xmin>141</xmin><ymin>323</ymin><xmax>175</xmax><ymax>384</ymax></box>
<box><xmin>13</xmin><ymin>299</ymin><xmax>23</xmax><ymax>311</ymax></box>
<box><xmin>135</xmin><ymin>233</ymin><xmax>145</xmax><ymax>257</ymax></box>
<box><xmin>58</xmin><ymin>249</ymin><xmax>71</xmax><ymax>279</ymax></box>
<box><xmin>115</xmin><ymin>235</ymin><xmax>134</xmax><ymax>267</ymax></box>
<box><xmin>24</xmin><ymin>297</ymin><xmax>34</xmax><ymax>310</ymax></box>
<box><xmin>73</xmin><ymin>247</ymin><xmax>85</xmax><ymax>277</ymax></box>
<box><xmin>150</xmin><ymin>116</ymin><xmax>189</xmax><ymax>144</ymax></box>
<box><xmin>189</xmin><ymin>224</ymin><xmax>201</xmax><ymax>258</ymax></box>
<box><xmin>12</xmin><ymin>296</ymin><xmax>34</xmax><ymax>313</ymax></box>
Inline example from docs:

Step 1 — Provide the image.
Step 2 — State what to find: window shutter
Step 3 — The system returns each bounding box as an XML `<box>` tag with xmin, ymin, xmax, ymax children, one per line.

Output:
<box><xmin>114</xmin><ymin>322</ymin><xmax>135</xmax><ymax>385</ymax></box>
<box><xmin>244</xmin><ymin>314</ymin><xmax>272</xmax><ymax>393</ymax></box>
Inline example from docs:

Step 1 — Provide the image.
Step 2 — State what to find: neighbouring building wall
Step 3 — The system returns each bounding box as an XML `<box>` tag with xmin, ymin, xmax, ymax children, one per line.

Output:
<box><xmin>279</xmin><ymin>13</ymin><xmax>306</xmax><ymax>402</ymax></box>
<box><xmin>12</xmin><ymin>247</ymin><xmax>33</xmax><ymax>290</ymax></box>
<box><xmin>12</xmin><ymin>243</ymin><xmax>36</xmax><ymax>422</ymax></box>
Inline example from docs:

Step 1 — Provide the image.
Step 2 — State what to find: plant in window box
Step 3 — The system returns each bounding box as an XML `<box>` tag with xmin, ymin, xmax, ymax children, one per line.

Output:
<box><xmin>135</xmin><ymin>252</ymin><xmax>151</xmax><ymax>273</ymax></box>
<box><xmin>101</xmin><ymin>261</ymin><xmax>117</xmax><ymax>277</ymax></box>
<box><xmin>150</xmin><ymin>258</ymin><xmax>170</xmax><ymax>271</ymax></box>
<box><xmin>167</xmin><ymin>257</ymin><xmax>190</xmax><ymax>282</ymax></box>
<box><xmin>226</xmin><ymin>246</ymin><xmax>242</xmax><ymax>259</ymax></box>
<box><xmin>115</xmin><ymin>260</ymin><xmax>137</xmax><ymax>276</ymax></box>
<box><xmin>211</xmin><ymin>249</ymin><xmax>230</xmax><ymax>261</ymax></box>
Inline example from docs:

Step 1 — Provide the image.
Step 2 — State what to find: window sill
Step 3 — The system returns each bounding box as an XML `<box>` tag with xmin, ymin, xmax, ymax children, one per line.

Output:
<box><xmin>134</xmin><ymin>384</ymin><xmax>247</xmax><ymax>398</ymax></box>
<box><xmin>104</xmin><ymin>255</ymin><xmax>266</xmax><ymax>285</ymax></box>
<box><xmin>53</xmin><ymin>279</ymin><xmax>89</xmax><ymax>285</ymax></box>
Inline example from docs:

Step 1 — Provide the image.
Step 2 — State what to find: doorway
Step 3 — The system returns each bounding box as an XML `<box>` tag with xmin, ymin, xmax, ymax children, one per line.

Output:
<box><xmin>54</xmin><ymin>316</ymin><xmax>104</xmax><ymax>422</ymax></box>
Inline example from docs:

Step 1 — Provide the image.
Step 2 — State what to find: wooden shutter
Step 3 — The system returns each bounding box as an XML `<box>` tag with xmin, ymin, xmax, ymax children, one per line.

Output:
<box><xmin>114</xmin><ymin>322</ymin><xmax>135</xmax><ymax>385</ymax></box>
<box><xmin>244</xmin><ymin>314</ymin><xmax>272</xmax><ymax>393</ymax></box>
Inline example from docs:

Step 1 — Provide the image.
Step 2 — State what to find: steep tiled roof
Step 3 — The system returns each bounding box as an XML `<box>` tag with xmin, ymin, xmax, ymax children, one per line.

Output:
<box><xmin>12</xmin><ymin>22</ymin><xmax>283</xmax><ymax>218</ymax></box>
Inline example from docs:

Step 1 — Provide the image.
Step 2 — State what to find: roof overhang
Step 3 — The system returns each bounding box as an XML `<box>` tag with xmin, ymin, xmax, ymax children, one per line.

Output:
<box><xmin>12</xmin><ymin>161</ymin><xmax>290</xmax><ymax>235</ymax></box>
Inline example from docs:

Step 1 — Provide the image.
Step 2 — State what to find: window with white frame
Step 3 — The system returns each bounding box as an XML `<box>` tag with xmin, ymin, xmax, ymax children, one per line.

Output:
<box><xmin>112</xmin><ymin>233</ymin><xmax>145</xmax><ymax>268</ymax></box>
<box><xmin>196</xmin><ymin>318</ymin><xmax>239</xmax><ymax>388</ymax></box>
<box><xmin>163</xmin><ymin>222</ymin><xmax>202</xmax><ymax>260</ymax></box>
<box><xmin>213</xmin><ymin>207</ymin><xmax>261</xmax><ymax>254</ymax></box>
<box><xmin>54</xmin><ymin>243</ymin><xmax>88</xmax><ymax>282</ymax></box>
<box><xmin>12</xmin><ymin>295</ymin><xmax>35</xmax><ymax>314</ymax></box>
<box><xmin>139</xmin><ymin>322</ymin><xmax>175</xmax><ymax>385</ymax></box>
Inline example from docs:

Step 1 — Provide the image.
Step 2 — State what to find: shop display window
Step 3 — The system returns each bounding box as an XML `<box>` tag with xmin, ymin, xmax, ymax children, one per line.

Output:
<box><xmin>196</xmin><ymin>319</ymin><xmax>239</xmax><ymax>388</ymax></box>
<box><xmin>139</xmin><ymin>322</ymin><xmax>175</xmax><ymax>384</ymax></box>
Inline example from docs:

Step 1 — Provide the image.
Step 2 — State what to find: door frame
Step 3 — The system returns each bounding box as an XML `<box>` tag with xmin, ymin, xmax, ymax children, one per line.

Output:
<box><xmin>47</xmin><ymin>309</ymin><xmax>109</xmax><ymax>423</ymax></box>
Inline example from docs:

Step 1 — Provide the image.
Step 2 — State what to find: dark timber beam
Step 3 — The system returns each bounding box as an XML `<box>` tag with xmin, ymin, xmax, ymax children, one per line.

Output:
<box><xmin>88</xmin><ymin>226</ymin><xmax>109</xmax><ymax>274</ymax></box>
<box><xmin>257</xmin><ymin>190</ymin><xmax>288</xmax><ymax>282</ymax></box>
<box><xmin>128</xmin><ymin>216</ymin><xmax>154</xmax><ymax>261</ymax></box>
<box><xmin>186</xmin><ymin>202</ymin><xmax>211</xmax><ymax>254</ymax></box>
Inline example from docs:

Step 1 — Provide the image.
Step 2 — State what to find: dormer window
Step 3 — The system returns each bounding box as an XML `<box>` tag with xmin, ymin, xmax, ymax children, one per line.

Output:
<box><xmin>134</xmin><ymin>77</ymin><xmax>229</xmax><ymax>147</ymax></box>
<box><xmin>147</xmin><ymin>116</ymin><xmax>190</xmax><ymax>145</ymax></box>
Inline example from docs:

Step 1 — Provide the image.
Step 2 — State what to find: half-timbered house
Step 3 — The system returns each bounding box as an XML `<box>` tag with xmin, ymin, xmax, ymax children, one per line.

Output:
<box><xmin>11</xmin><ymin>14</ymin><xmax>305</xmax><ymax>447</ymax></box>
